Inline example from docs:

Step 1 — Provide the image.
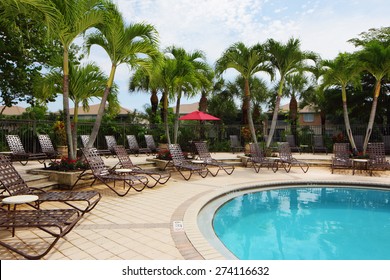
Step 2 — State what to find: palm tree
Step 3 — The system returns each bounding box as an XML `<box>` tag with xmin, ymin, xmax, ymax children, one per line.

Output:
<box><xmin>44</xmin><ymin>0</ymin><xmax>106</xmax><ymax>159</ymax></box>
<box><xmin>164</xmin><ymin>46</ymin><xmax>211</xmax><ymax>144</ymax></box>
<box><xmin>356</xmin><ymin>40</ymin><xmax>390</xmax><ymax>153</ymax></box>
<box><xmin>215</xmin><ymin>42</ymin><xmax>272</xmax><ymax>144</ymax></box>
<box><xmin>265</xmin><ymin>38</ymin><xmax>317</xmax><ymax>147</ymax></box>
<box><xmin>85</xmin><ymin>1</ymin><xmax>159</xmax><ymax>149</ymax></box>
<box><xmin>321</xmin><ymin>52</ymin><xmax>362</xmax><ymax>151</ymax></box>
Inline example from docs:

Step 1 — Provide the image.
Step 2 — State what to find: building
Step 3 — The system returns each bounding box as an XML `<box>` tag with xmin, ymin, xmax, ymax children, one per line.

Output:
<box><xmin>0</xmin><ymin>105</ymin><xmax>26</xmax><ymax>116</ymax></box>
<box><xmin>68</xmin><ymin>104</ymin><xmax>133</xmax><ymax>120</ymax></box>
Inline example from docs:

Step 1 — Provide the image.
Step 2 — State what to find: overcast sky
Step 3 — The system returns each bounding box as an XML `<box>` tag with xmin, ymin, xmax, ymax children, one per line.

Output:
<box><xmin>44</xmin><ymin>0</ymin><xmax>389</xmax><ymax>113</ymax></box>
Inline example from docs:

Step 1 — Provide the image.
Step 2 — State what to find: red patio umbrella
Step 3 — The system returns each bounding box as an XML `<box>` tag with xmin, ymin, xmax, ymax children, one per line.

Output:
<box><xmin>179</xmin><ymin>110</ymin><xmax>220</xmax><ymax>121</ymax></box>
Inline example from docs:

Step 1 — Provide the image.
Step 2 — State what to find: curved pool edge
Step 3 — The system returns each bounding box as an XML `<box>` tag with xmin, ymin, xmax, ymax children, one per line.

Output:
<box><xmin>183</xmin><ymin>179</ymin><xmax>390</xmax><ymax>260</ymax></box>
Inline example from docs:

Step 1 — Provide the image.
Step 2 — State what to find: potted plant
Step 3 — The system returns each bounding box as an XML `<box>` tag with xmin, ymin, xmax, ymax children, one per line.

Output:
<box><xmin>241</xmin><ymin>126</ymin><xmax>251</xmax><ymax>153</ymax></box>
<box><xmin>53</xmin><ymin>121</ymin><xmax>67</xmax><ymax>156</ymax></box>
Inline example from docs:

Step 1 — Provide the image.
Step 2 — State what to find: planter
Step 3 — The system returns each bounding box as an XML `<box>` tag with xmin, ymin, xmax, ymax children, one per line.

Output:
<box><xmin>158</xmin><ymin>143</ymin><xmax>168</xmax><ymax>151</ymax></box>
<box><xmin>28</xmin><ymin>168</ymin><xmax>93</xmax><ymax>189</ymax></box>
<box><xmin>57</xmin><ymin>145</ymin><xmax>68</xmax><ymax>157</ymax></box>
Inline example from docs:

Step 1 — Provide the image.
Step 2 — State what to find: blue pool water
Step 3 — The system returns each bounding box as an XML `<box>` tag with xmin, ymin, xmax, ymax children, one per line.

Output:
<box><xmin>213</xmin><ymin>186</ymin><xmax>390</xmax><ymax>260</ymax></box>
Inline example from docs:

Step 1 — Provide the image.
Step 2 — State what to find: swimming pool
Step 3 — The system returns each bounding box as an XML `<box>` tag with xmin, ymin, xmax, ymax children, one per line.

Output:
<box><xmin>209</xmin><ymin>185</ymin><xmax>390</xmax><ymax>260</ymax></box>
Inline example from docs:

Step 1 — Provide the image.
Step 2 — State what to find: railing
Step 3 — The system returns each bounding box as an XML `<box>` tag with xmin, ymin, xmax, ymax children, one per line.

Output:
<box><xmin>0</xmin><ymin>119</ymin><xmax>388</xmax><ymax>154</ymax></box>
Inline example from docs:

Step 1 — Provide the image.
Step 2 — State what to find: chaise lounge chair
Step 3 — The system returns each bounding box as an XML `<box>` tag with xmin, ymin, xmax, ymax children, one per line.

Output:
<box><xmin>367</xmin><ymin>142</ymin><xmax>390</xmax><ymax>176</ymax></box>
<box><xmin>80</xmin><ymin>135</ymin><xmax>111</xmax><ymax>158</ymax></box>
<box><xmin>278</xmin><ymin>142</ymin><xmax>309</xmax><ymax>173</ymax></box>
<box><xmin>127</xmin><ymin>135</ymin><xmax>151</xmax><ymax>157</ymax></box>
<box><xmin>37</xmin><ymin>134</ymin><xmax>61</xmax><ymax>161</ymax></box>
<box><xmin>5</xmin><ymin>135</ymin><xmax>47</xmax><ymax>165</ymax></box>
<box><xmin>286</xmin><ymin>135</ymin><xmax>301</xmax><ymax>154</ymax></box>
<box><xmin>194</xmin><ymin>141</ymin><xmax>235</xmax><ymax>176</ymax></box>
<box><xmin>105</xmin><ymin>135</ymin><xmax>118</xmax><ymax>156</ymax></box>
<box><xmin>168</xmin><ymin>144</ymin><xmax>209</xmax><ymax>180</ymax></box>
<box><xmin>112</xmin><ymin>145</ymin><xmax>170</xmax><ymax>188</ymax></box>
<box><xmin>248</xmin><ymin>143</ymin><xmax>278</xmax><ymax>173</ymax></box>
<box><xmin>229</xmin><ymin>135</ymin><xmax>245</xmax><ymax>154</ymax></box>
<box><xmin>0</xmin><ymin>155</ymin><xmax>101</xmax><ymax>215</ymax></box>
<box><xmin>0</xmin><ymin>208</ymin><xmax>80</xmax><ymax>259</ymax></box>
<box><xmin>77</xmin><ymin>147</ymin><xmax>148</xmax><ymax>196</ymax></box>
<box><xmin>144</xmin><ymin>135</ymin><xmax>160</xmax><ymax>155</ymax></box>
<box><xmin>331</xmin><ymin>143</ymin><xmax>352</xmax><ymax>174</ymax></box>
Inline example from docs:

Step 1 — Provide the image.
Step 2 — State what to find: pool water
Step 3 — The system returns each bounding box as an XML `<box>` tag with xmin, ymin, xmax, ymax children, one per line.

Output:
<box><xmin>213</xmin><ymin>187</ymin><xmax>390</xmax><ymax>260</ymax></box>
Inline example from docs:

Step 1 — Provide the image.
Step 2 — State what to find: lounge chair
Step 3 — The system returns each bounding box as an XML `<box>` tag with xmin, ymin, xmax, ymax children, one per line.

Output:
<box><xmin>331</xmin><ymin>143</ymin><xmax>352</xmax><ymax>174</ymax></box>
<box><xmin>278</xmin><ymin>142</ymin><xmax>309</xmax><ymax>173</ymax></box>
<box><xmin>248</xmin><ymin>143</ymin><xmax>278</xmax><ymax>173</ymax></box>
<box><xmin>0</xmin><ymin>155</ymin><xmax>101</xmax><ymax>215</ymax></box>
<box><xmin>312</xmin><ymin>135</ymin><xmax>328</xmax><ymax>154</ymax></box>
<box><xmin>5</xmin><ymin>135</ymin><xmax>47</xmax><ymax>165</ymax></box>
<box><xmin>78</xmin><ymin>147</ymin><xmax>148</xmax><ymax>196</ymax></box>
<box><xmin>168</xmin><ymin>144</ymin><xmax>209</xmax><ymax>180</ymax></box>
<box><xmin>194</xmin><ymin>141</ymin><xmax>235</xmax><ymax>176</ymax></box>
<box><xmin>144</xmin><ymin>135</ymin><xmax>160</xmax><ymax>154</ymax></box>
<box><xmin>0</xmin><ymin>208</ymin><xmax>80</xmax><ymax>259</ymax></box>
<box><xmin>229</xmin><ymin>135</ymin><xmax>244</xmax><ymax>153</ymax></box>
<box><xmin>80</xmin><ymin>135</ymin><xmax>111</xmax><ymax>158</ymax></box>
<box><xmin>367</xmin><ymin>142</ymin><xmax>390</xmax><ymax>176</ymax></box>
<box><xmin>112</xmin><ymin>145</ymin><xmax>170</xmax><ymax>187</ymax></box>
<box><xmin>37</xmin><ymin>134</ymin><xmax>61</xmax><ymax>161</ymax></box>
<box><xmin>127</xmin><ymin>135</ymin><xmax>151</xmax><ymax>156</ymax></box>
<box><xmin>286</xmin><ymin>135</ymin><xmax>301</xmax><ymax>154</ymax></box>
<box><xmin>105</xmin><ymin>135</ymin><xmax>118</xmax><ymax>155</ymax></box>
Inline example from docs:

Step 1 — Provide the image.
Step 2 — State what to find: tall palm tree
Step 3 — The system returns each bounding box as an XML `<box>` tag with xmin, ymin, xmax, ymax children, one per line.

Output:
<box><xmin>321</xmin><ymin>52</ymin><xmax>362</xmax><ymax>151</ymax></box>
<box><xmin>48</xmin><ymin>0</ymin><xmax>105</xmax><ymax>159</ymax></box>
<box><xmin>164</xmin><ymin>46</ymin><xmax>211</xmax><ymax>144</ymax></box>
<box><xmin>215</xmin><ymin>42</ymin><xmax>272</xmax><ymax>144</ymax></box>
<box><xmin>356</xmin><ymin>40</ymin><xmax>390</xmax><ymax>153</ymax></box>
<box><xmin>265</xmin><ymin>38</ymin><xmax>317</xmax><ymax>147</ymax></box>
<box><xmin>85</xmin><ymin>1</ymin><xmax>159</xmax><ymax>149</ymax></box>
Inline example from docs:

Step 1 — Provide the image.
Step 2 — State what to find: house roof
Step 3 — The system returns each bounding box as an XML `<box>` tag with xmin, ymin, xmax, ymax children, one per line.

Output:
<box><xmin>69</xmin><ymin>104</ymin><xmax>132</xmax><ymax>116</ymax></box>
<box><xmin>172</xmin><ymin>102</ymin><xmax>199</xmax><ymax>114</ymax></box>
<box><xmin>275</xmin><ymin>103</ymin><xmax>319</xmax><ymax>113</ymax></box>
<box><xmin>0</xmin><ymin>105</ymin><xmax>26</xmax><ymax>115</ymax></box>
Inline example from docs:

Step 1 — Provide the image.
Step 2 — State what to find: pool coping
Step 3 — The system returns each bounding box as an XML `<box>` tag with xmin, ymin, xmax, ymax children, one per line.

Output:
<box><xmin>183</xmin><ymin>179</ymin><xmax>390</xmax><ymax>260</ymax></box>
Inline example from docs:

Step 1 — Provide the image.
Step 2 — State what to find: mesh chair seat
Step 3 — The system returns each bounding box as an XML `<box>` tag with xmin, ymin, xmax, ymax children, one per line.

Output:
<box><xmin>278</xmin><ymin>142</ymin><xmax>309</xmax><ymax>173</ymax></box>
<box><xmin>331</xmin><ymin>143</ymin><xmax>352</xmax><ymax>174</ymax></box>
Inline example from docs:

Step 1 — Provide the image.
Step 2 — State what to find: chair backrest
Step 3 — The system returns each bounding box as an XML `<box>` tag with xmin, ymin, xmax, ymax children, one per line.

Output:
<box><xmin>80</xmin><ymin>135</ymin><xmax>90</xmax><ymax>148</ymax></box>
<box><xmin>313</xmin><ymin>135</ymin><xmax>325</xmax><ymax>147</ymax></box>
<box><xmin>38</xmin><ymin>134</ymin><xmax>56</xmax><ymax>153</ymax></box>
<box><xmin>145</xmin><ymin>135</ymin><xmax>157</xmax><ymax>151</ymax></box>
<box><xmin>81</xmin><ymin>147</ymin><xmax>110</xmax><ymax>176</ymax></box>
<box><xmin>194</xmin><ymin>142</ymin><xmax>212</xmax><ymax>161</ymax></box>
<box><xmin>127</xmin><ymin>135</ymin><xmax>140</xmax><ymax>151</ymax></box>
<box><xmin>383</xmin><ymin>135</ymin><xmax>390</xmax><ymax>153</ymax></box>
<box><xmin>168</xmin><ymin>144</ymin><xmax>186</xmax><ymax>165</ymax></box>
<box><xmin>368</xmin><ymin>142</ymin><xmax>387</xmax><ymax>164</ymax></box>
<box><xmin>5</xmin><ymin>135</ymin><xmax>26</xmax><ymax>154</ymax></box>
<box><xmin>113</xmin><ymin>145</ymin><xmax>134</xmax><ymax>169</ymax></box>
<box><xmin>105</xmin><ymin>135</ymin><xmax>117</xmax><ymax>152</ymax></box>
<box><xmin>354</xmin><ymin>135</ymin><xmax>364</xmax><ymax>151</ymax></box>
<box><xmin>333</xmin><ymin>143</ymin><xmax>350</xmax><ymax>159</ymax></box>
<box><xmin>0</xmin><ymin>155</ymin><xmax>31</xmax><ymax>195</ymax></box>
<box><xmin>286</xmin><ymin>135</ymin><xmax>297</xmax><ymax>147</ymax></box>
<box><xmin>229</xmin><ymin>135</ymin><xmax>240</xmax><ymax>148</ymax></box>
<box><xmin>278</xmin><ymin>142</ymin><xmax>293</xmax><ymax>161</ymax></box>
<box><xmin>249</xmin><ymin>143</ymin><xmax>265</xmax><ymax>160</ymax></box>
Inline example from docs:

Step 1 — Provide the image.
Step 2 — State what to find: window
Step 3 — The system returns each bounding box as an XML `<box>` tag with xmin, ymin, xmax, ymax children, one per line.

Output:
<box><xmin>303</xmin><ymin>113</ymin><xmax>314</xmax><ymax>123</ymax></box>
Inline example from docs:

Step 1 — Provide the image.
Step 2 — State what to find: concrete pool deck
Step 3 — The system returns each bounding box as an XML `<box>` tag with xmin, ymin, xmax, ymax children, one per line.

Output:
<box><xmin>1</xmin><ymin>152</ymin><xmax>389</xmax><ymax>260</ymax></box>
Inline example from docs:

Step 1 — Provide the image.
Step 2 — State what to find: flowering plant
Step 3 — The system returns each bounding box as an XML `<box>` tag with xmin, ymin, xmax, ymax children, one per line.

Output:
<box><xmin>156</xmin><ymin>150</ymin><xmax>172</xmax><ymax>160</ymax></box>
<box><xmin>46</xmin><ymin>157</ymin><xmax>88</xmax><ymax>171</ymax></box>
<box><xmin>53</xmin><ymin>121</ymin><xmax>67</xmax><ymax>146</ymax></box>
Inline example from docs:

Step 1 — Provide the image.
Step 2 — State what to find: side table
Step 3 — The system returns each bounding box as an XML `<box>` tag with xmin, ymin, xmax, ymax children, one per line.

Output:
<box><xmin>352</xmin><ymin>158</ymin><xmax>369</xmax><ymax>175</ymax></box>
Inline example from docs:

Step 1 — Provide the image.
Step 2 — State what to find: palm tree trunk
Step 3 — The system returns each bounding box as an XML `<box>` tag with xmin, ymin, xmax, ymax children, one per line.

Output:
<box><xmin>163</xmin><ymin>90</ymin><xmax>171</xmax><ymax>145</ymax></box>
<box><xmin>72</xmin><ymin>102</ymin><xmax>79</xmax><ymax>159</ymax></box>
<box><xmin>341</xmin><ymin>87</ymin><xmax>356</xmax><ymax>151</ymax></box>
<box><xmin>267</xmin><ymin>80</ymin><xmax>284</xmax><ymax>147</ymax></box>
<box><xmin>150</xmin><ymin>89</ymin><xmax>158</xmax><ymax>122</ymax></box>
<box><xmin>363</xmin><ymin>81</ymin><xmax>381</xmax><ymax>153</ymax></box>
<box><xmin>88</xmin><ymin>64</ymin><xmax>116</xmax><ymax>147</ymax></box>
<box><xmin>173</xmin><ymin>90</ymin><xmax>182</xmax><ymax>144</ymax></box>
<box><xmin>289</xmin><ymin>93</ymin><xmax>298</xmax><ymax>138</ymax></box>
<box><xmin>245</xmin><ymin>79</ymin><xmax>257</xmax><ymax>144</ymax></box>
<box><xmin>62</xmin><ymin>48</ymin><xmax>74</xmax><ymax>159</ymax></box>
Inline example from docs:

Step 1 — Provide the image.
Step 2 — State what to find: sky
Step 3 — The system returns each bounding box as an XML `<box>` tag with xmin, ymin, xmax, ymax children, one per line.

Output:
<box><xmin>39</xmin><ymin>0</ymin><xmax>389</xmax><ymax>113</ymax></box>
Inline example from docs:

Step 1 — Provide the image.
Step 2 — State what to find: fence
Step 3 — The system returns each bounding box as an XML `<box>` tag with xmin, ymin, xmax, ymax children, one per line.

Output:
<box><xmin>0</xmin><ymin>119</ymin><xmax>389</xmax><ymax>154</ymax></box>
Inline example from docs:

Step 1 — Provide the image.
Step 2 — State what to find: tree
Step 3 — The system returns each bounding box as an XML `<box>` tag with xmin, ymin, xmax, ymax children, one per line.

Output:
<box><xmin>265</xmin><ymin>38</ymin><xmax>317</xmax><ymax>147</ymax></box>
<box><xmin>215</xmin><ymin>42</ymin><xmax>272</xmax><ymax>144</ymax></box>
<box><xmin>85</xmin><ymin>1</ymin><xmax>159</xmax><ymax>150</ymax></box>
<box><xmin>356</xmin><ymin>40</ymin><xmax>390</xmax><ymax>153</ymax></box>
<box><xmin>321</xmin><ymin>53</ymin><xmax>362</xmax><ymax>151</ymax></box>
